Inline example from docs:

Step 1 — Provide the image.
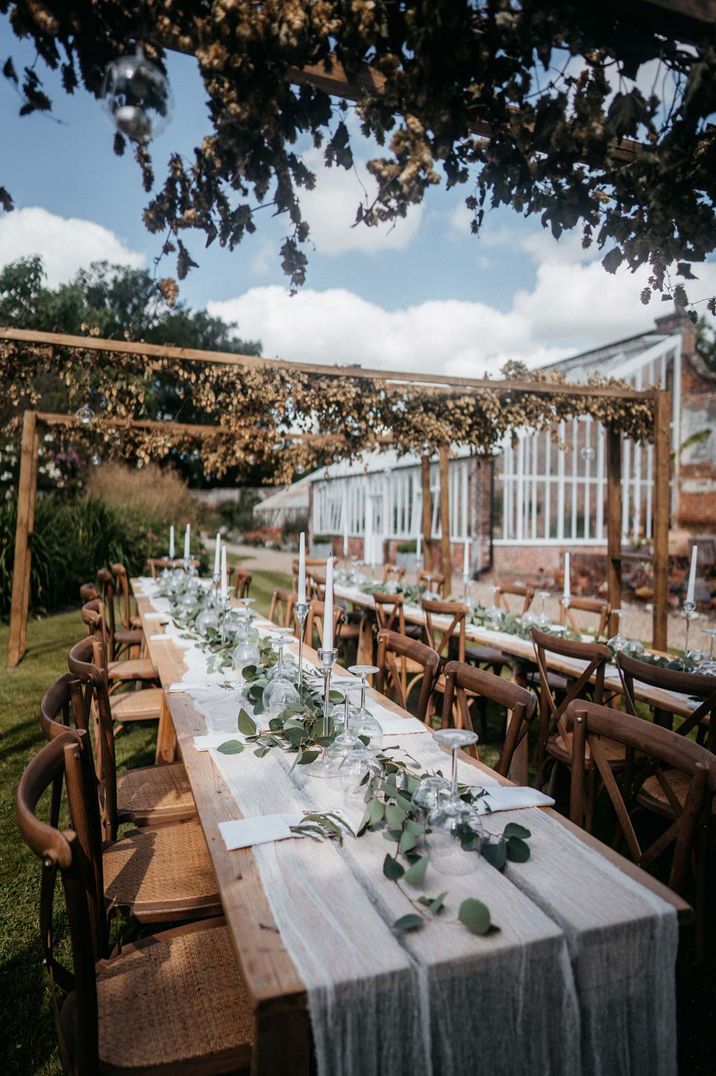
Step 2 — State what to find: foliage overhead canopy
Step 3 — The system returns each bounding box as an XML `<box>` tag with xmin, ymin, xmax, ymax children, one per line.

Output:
<box><xmin>0</xmin><ymin>1</ymin><xmax>715</xmax><ymax>306</ymax></box>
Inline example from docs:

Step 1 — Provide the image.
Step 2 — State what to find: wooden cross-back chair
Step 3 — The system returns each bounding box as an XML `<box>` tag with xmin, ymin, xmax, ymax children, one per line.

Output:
<box><xmin>421</xmin><ymin>598</ymin><xmax>469</xmax><ymax>718</ymax></box>
<box><xmin>372</xmin><ymin>590</ymin><xmax>423</xmax><ymax>644</ymax></box>
<box><xmin>16</xmin><ymin>732</ymin><xmax>253</xmax><ymax>1076</ymax></box>
<box><xmin>303</xmin><ymin>600</ymin><xmax>345</xmax><ymax>650</ymax></box>
<box><xmin>111</xmin><ymin>563</ymin><xmax>142</xmax><ymax>631</ymax></box>
<box><xmin>67</xmin><ymin>637</ymin><xmax>194</xmax><ymax>834</ymax></box>
<box><xmin>418</xmin><ymin>568</ymin><xmax>445</xmax><ymax>596</ymax></box>
<box><xmin>495</xmin><ymin>581</ymin><xmax>535</xmax><ymax>615</ymax></box>
<box><xmin>38</xmin><ymin>673</ymin><xmax>221</xmax><ymax>928</ymax></box>
<box><xmin>309</xmin><ymin>569</ymin><xmax>326</xmax><ymax>600</ymax></box>
<box><xmin>566</xmin><ymin>700</ymin><xmax>716</xmax><ymax>955</ymax></box>
<box><xmin>79</xmin><ymin>582</ymin><xmax>98</xmax><ymax>603</ymax></box>
<box><xmin>560</xmin><ymin>595</ymin><xmax>611</xmax><ymax>639</ymax></box>
<box><xmin>269</xmin><ymin>587</ymin><xmax>297</xmax><ymax>629</ymax></box>
<box><xmin>95</xmin><ymin>569</ymin><xmax>141</xmax><ymax>662</ymax></box>
<box><xmin>375</xmin><ymin>629</ymin><xmax>440</xmax><ymax>724</ymax></box>
<box><xmin>147</xmin><ymin>556</ymin><xmax>199</xmax><ymax>577</ymax></box>
<box><xmin>617</xmin><ymin>651</ymin><xmax>716</xmax><ymax>753</ymax></box>
<box><xmin>81</xmin><ymin>599</ymin><xmax>158</xmax><ymax>688</ymax></box>
<box><xmin>531</xmin><ymin>626</ymin><xmax>619</xmax><ymax>830</ymax></box>
<box><xmin>441</xmin><ymin>661</ymin><xmax>537</xmax><ymax>774</ymax></box>
<box><xmin>231</xmin><ymin>568</ymin><xmax>252</xmax><ymax>600</ymax></box>
<box><xmin>291</xmin><ymin>556</ymin><xmax>326</xmax><ymax>590</ymax></box>
<box><xmin>382</xmin><ymin>564</ymin><xmax>405</xmax><ymax>584</ymax></box>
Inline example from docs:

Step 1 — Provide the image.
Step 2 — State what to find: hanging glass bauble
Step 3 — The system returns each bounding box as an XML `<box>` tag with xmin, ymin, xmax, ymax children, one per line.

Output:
<box><xmin>101</xmin><ymin>47</ymin><xmax>173</xmax><ymax>143</ymax></box>
<box><xmin>75</xmin><ymin>404</ymin><xmax>95</xmax><ymax>427</ymax></box>
<box><xmin>580</xmin><ymin>446</ymin><xmax>596</xmax><ymax>462</ymax></box>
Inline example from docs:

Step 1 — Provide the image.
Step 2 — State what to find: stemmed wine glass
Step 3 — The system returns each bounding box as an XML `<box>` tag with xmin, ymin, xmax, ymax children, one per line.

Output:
<box><xmin>607</xmin><ymin>608</ymin><xmax>628</xmax><ymax>652</ymax></box>
<box><xmin>696</xmin><ymin>627</ymin><xmax>716</xmax><ymax>676</ymax></box>
<box><xmin>346</xmin><ymin>665</ymin><xmax>383</xmax><ymax>751</ymax></box>
<box><xmin>322</xmin><ymin>689</ymin><xmax>380</xmax><ymax>796</ymax></box>
<box><xmin>427</xmin><ymin>728</ymin><xmax>484</xmax><ymax>876</ymax></box>
<box><xmin>536</xmin><ymin>589</ymin><xmax>551</xmax><ymax>626</ymax></box>
<box><xmin>263</xmin><ymin>632</ymin><xmax>300</xmax><ymax>716</ymax></box>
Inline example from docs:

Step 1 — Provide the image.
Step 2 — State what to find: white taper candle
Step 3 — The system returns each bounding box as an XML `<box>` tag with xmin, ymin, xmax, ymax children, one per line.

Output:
<box><xmin>213</xmin><ymin>532</ymin><xmax>221</xmax><ymax>577</ymax></box>
<box><xmin>169</xmin><ymin>525</ymin><xmax>175</xmax><ymax>559</ymax></box>
<box><xmin>563</xmin><ymin>551</ymin><xmax>571</xmax><ymax>600</ymax></box>
<box><xmin>221</xmin><ymin>544</ymin><xmax>228</xmax><ymax>599</ymax></box>
<box><xmin>463</xmin><ymin>539</ymin><xmax>470</xmax><ymax>576</ymax></box>
<box><xmin>686</xmin><ymin>545</ymin><xmax>698</xmax><ymax>605</ymax></box>
<box><xmin>323</xmin><ymin>556</ymin><xmax>334</xmax><ymax>651</ymax></box>
<box><xmin>184</xmin><ymin>523</ymin><xmax>190</xmax><ymax>561</ymax></box>
<box><xmin>298</xmin><ymin>533</ymin><xmax>306</xmax><ymax>604</ymax></box>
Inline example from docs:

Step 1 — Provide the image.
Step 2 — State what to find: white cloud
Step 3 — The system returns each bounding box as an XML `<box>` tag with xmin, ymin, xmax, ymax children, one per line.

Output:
<box><xmin>0</xmin><ymin>206</ymin><xmax>145</xmax><ymax>287</ymax></box>
<box><xmin>209</xmin><ymin>229</ymin><xmax>716</xmax><ymax>378</ymax></box>
<box><xmin>298</xmin><ymin>148</ymin><xmax>423</xmax><ymax>255</ymax></box>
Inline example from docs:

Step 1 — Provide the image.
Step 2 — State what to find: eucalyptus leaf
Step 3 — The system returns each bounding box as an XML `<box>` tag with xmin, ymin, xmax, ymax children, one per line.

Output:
<box><xmin>399</xmin><ymin>829</ymin><xmax>418</xmax><ymax>854</ymax></box>
<box><xmin>297</xmin><ymin>749</ymin><xmax>320</xmax><ymax>765</ymax></box>
<box><xmin>238</xmin><ymin>708</ymin><xmax>257</xmax><ymax>736</ymax></box>
<box><xmin>481</xmin><ymin>839</ymin><xmax>507</xmax><ymax>871</ymax></box>
<box><xmin>506</xmin><ymin>836</ymin><xmax>531</xmax><ymax>863</ymax></box>
<box><xmin>503</xmin><ymin>822</ymin><xmax>531</xmax><ymax>840</ymax></box>
<box><xmin>217</xmin><ymin>739</ymin><xmax>245</xmax><ymax>755</ymax></box>
<box><xmin>382</xmin><ymin>829</ymin><xmax>403</xmax><ymax>842</ymax></box>
<box><xmin>429</xmin><ymin>891</ymin><xmax>448</xmax><ymax>915</ymax></box>
<box><xmin>383</xmin><ymin>854</ymin><xmax>405</xmax><ymax>881</ymax></box>
<box><xmin>254</xmin><ymin>745</ymin><xmax>271</xmax><ymax>758</ymax></box>
<box><xmin>385</xmin><ymin>803</ymin><xmax>407</xmax><ymax>829</ymax></box>
<box><xmin>241</xmin><ymin>665</ymin><xmax>258</xmax><ymax>680</ymax></box>
<box><xmin>367</xmin><ymin>798</ymin><xmax>385</xmax><ymax>825</ymax></box>
<box><xmin>458</xmin><ymin>898</ymin><xmax>492</xmax><ymax>935</ymax></box>
<box><xmin>404</xmin><ymin>855</ymin><xmax>428</xmax><ymax>886</ymax></box>
<box><xmin>393</xmin><ymin>914</ymin><xmax>424</xmax><ymax>933</ymax></box>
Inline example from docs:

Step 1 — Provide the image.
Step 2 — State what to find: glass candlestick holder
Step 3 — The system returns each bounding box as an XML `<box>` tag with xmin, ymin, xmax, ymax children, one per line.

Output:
<box><xmin>683</xmin><ymin>600</ymin><xmax>697</xmax><ymax>657</ymax></box>
<box><xmin>294</xmin><ymin>601</ymin><xmax>309</xmax><ymax>689</ymax></box>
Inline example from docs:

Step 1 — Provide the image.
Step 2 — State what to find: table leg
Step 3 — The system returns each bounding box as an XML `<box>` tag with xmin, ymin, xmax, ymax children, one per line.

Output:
<box><xmin>252</xmin><ymin>997</ymin><xmax>312</xmax><ymax>1076</ymax></box>
<box><xmin>155</xmin><ymin>692</ymin><xmax>178</xmax><ymax>764</ymax></box>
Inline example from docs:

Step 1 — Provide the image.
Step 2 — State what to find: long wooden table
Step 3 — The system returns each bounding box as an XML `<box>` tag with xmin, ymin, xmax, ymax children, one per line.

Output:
<box><xmin>133</xmin><ymin>580</ymin><xmax>690</xmax><ymax>1076</ymax></box>
<box><xmin>334</xmin><ymin>583</ymin><xmax>699</xmax><ymax>720</ymax></box>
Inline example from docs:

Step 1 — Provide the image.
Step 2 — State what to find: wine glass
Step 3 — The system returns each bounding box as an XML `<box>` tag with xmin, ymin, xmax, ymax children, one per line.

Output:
<box><xmin>263</xmin><ymin>633</ymin><xmax>300</xmax><ymax>716</ymax></box>
<box><xmin>696</xmin><ymin>627</ymin><xmax>716</xmax><ymax>676</ymax></box>
<box><xmin>607</xmin><ymin>608</ymin><xmax>629</xmax><ymax>652</ymax></box>
<box><xmin>536</xmin><ymin>590</ymin><xmax>551</xmax><ymax>626</ymax></box>
<box><xmin>427</xmin><ymin>728</ymin><xmax>483</xmax><ymax>876</ymax></box>
<box><xmin>322</xmin><ymin>690</ymin><xmax>380</xmax><ymax>797</ymax></box>
<box><xmin>413</xmin><ymin>773</ymin><xmax>451</xmax><ymax>814</ymax></box>
<box><xmin>346</xmin><ymin>665</ymin><xmax>383</xmax><ymax>751</ymax></box>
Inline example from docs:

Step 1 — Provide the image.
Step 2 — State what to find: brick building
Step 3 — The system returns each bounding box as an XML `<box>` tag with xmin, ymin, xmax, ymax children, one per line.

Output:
<box><xmin>307</xmin><ymin>310</ymin><xmax>716</xmax><ymax>599</ymax></box>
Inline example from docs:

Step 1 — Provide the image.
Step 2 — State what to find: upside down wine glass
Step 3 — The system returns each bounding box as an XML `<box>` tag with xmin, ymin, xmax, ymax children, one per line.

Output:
<box><xmin>346</xmin><ymin>665</ymin><xmax>383</xmax><ymax>751</ymax></box>
<box><xmin>696</xmin><ymin>627</ymin><xmax>716</xmax><ymax>676</ymax></box>
<box><xmin>323</xmin><ymin>688</ymin><xmax>380</xmax><ymax>796</ymax></box>
<box><xmin>263</xmin><ymin>633</ymin><xmax>300</xmax><ymax>716</ymax></box>
<box><xmin>536</xmin><ymin>589</ymin><xmax>551</xmax><ymax>626</ymax></box>
<box><xmin>427</xmin><ymin>728</ymin><xmax>483</xmax><ymax>876</ymax></box>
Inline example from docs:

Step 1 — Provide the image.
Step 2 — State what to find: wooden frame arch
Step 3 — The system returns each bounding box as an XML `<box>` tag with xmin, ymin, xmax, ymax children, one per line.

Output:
<box><xmin>4</xmin><ymin>328</ymin><xmax>670</xmax><ymax>666</ymax></box>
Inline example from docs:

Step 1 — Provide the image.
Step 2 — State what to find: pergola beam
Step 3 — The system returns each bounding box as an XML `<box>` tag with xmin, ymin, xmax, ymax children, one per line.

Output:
<box><xmin>0</xmin><ymin>326</ymin><xmax>653</xmax><ymax>400</ymax></box>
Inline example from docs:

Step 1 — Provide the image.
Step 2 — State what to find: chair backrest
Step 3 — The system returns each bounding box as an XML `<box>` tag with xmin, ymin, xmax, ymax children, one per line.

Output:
<box><xmin>418</xmin><ymin>568</ymin><xmax>445</xmax><ymax>596</ymax></box>
<box><xmin>372</xmin><ymin>591</ymin><xmax>406</xmax><ymax>634</ymax></box>
<box><xmin>566</xmin><ymin>700</ymin><xmax>716</xmax><ymax>896</ymax></box>
<box><xmin>16</xmin><ymin>729</ymin><xmax>104</xmax><ymax>1073</ymax></box>
<box><xmin>95</xmin><ymin>569</ymin><xmax>118</xmax><ymax>653</ymax></box>
<box><xmin>375</xmin><ymin>629</ymin><xmax>440</xmax><ymax>722</ymax></box>
<box><xmin>617</xmin><ymin>651</ymin><xmax>716</xmax><ymax>752</ymax></box>
<box><xmin>382</xmin><ymin>564</ymin><xmax>405</xmax><ymax>584</ymax></box>
<box><xmin>232</xmin><ymin>569</ymin><xmax>252</xmax><ymax>599</ymax></box>
<box><xmin>561</xmin><ymin>595</ymin><xmax>611</xmax><ymax>638</ymax></box>
<box><xmin>531</xmin><ymin>626</ymin><xmax>611</xmax><ymax>759</ymax></box>
<box><xmin>495</xmin><ymin>581</ymin><xmax>535</xmax><ymax>615</ymax></box>
<box><xmin>421</xmin><ymin>598</ymin><xmax>466</xmax><ymax>661</ymax></box>
<box><xmin>291</xmin><ymin>557</ymin><xmax>327</xmax><ymax>589</ymax></box>
<box><xmin>147</xmin><ymin>557</ymin><xmax>198</xmax><ymax>577</ymax></box>
<box><xmin>309</xmin><ymin>569</ymin><xmax>326</xmax><ymax>600</ymax></box>
<box><xmin>81</xmin><ymin>598</ymin><xmax>109</xmax><ymax>651</ymax></box>
<box><xmin>67</xmin><ymin>636</ymin><xmax>120</xmax><ymax>840</ymax></box>
<box><xmin>269</xmin><ymin>587</ymin><xmax>297</xmax><ymax>629</ymax></box>
<box><xmin>111</xmin><ymin>562</ymin><xmax>133</xmax><ymax>630</ymax></box>
<box><xmin>79</xmin><ymin>582</ymin><xmax>98</xmax><ymax>603</ymax></box>
<box><xmin>304</xmin><ymin>600</ymin><xmax>345</xmax><ymax>649</ymax></box>
<box><xmin>441</xmin><ymin>660</ymin><xmax>537</xmax><ymax>776</ymax></box>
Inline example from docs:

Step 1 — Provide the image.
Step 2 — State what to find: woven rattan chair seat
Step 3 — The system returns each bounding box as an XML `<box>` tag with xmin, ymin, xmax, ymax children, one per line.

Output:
<box><xmin>117</xmin><ymin>761</ymin><xmax>196</xmax><ymax>826</ymax></box>
<box><xmin>546</xmin><ymin>733</ymin><xmax>625</xmax><ymax>768</ymax></box>
<box><xmin>110</xmin><ymin>687</ymin><xmax>163</xmax><ymax>723</ymax></box>
<box><xmin>108</xmin><ymin>657</ymin><xmax>158</xmax><ymax>683</ymax></box>
<box><xmin>61</xmin><ymin>920</ymin><xmax>253</xmax><ymax>1074</ymax></box>
<box><xmin>638</xmin><ymin>768</ymin><xmax>716</xmax><ymax>818</ymax></box>
<box><xmin>103</xmin><ymin>817</ymin><xmax>221</xmax><ymax>921</ymax></box>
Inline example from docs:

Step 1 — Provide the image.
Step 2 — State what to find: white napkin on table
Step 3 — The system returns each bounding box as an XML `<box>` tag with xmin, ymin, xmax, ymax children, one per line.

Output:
<box><xmin>473</xmin><ymin>786</ymin><xmax>554</xmax><ymax>814</ymax></box>
<box><xmin>219</xmin><ymin>813</ymin><xmax>304</xmax><ymax>851</ymax></box>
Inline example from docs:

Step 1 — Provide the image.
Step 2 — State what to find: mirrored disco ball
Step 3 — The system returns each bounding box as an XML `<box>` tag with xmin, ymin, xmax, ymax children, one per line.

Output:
<box><xmin>102</xmin><ymin>48</ymin><xmax>173</xmax><ymax>143</ymax></box>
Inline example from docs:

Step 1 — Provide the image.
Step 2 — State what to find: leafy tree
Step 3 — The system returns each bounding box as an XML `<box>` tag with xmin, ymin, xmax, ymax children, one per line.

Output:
<box><xmin>1</xmin><ymin>2</ymin><xmax>716</xmax><ymax>306</ymax></box>
<box><xmin>0</xmin><ymin>256</ymin><xmax>270</xmax><ymax>483</ymax></box>
<box><xmin>696</xmin><ymin>317</ymin><xmax>716</xmax><ymax>374</ymax></box>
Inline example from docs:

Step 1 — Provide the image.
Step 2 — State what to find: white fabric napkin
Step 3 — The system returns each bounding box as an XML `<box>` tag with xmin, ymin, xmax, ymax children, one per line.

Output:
<box><xmin>473</xmin><ymin>785</ymin><xmax>554</xmax><ymax>814</ymax></box>
<box><xmin>370</xmin><ymin>702</ymin><xmax>429</xmax><ymax>736</ymax></box>
<box><xmin>219</xmin><ymin>813</ymin><xmax>304</xmax><ymax>850</ymax></box>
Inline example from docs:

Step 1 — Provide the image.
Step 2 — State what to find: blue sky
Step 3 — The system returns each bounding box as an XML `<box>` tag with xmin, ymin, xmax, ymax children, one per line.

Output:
<box><xmin>1</xmin><ymin>26</ymin><xmax>713</xmax><ymax>376</ymax></box>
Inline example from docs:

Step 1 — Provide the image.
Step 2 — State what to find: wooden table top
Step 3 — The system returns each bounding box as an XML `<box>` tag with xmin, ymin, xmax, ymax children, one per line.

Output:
<box><xmin>133</xmin><ymin>580</ymin><xmax>691</xmax><ymax>1076</ymax></box>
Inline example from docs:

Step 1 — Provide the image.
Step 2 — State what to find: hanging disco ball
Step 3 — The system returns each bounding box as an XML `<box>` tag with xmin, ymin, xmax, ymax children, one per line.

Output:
<box><xmin>75</xmin><ymin>405</ymin><xmax>95</xmax><ymax>427</ymax></box>
<box><xmin>91</xmin><ymin>453</ymin><xmax>101</xmax><ymax>466</ymax></box>
<box><xmin>580</xmin><ymin>446</ymin><xmax>596</xmax><ymax>462</ymax></box>
<box><xmin>101</xmin><ymin>47</ymin><xmax>173</xmax><ymax>143</ymax></box>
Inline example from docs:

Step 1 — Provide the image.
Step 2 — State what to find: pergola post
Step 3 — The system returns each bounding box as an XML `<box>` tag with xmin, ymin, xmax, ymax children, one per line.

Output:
<box><xmin>652</xmin><ymin>389</ymin><xmax>671</xmax><ymax>650</ymax></box>
<box><xmin>7</xmin><ymin>410</ymin><xmax>39</xmax><ymax>668</ymax></box>
<box><xmin>420</xmin><ymin>455</ymin><xmax>433</xmax><ymax>572</ymax></box>
<box><xmin>606</xmin><ymin>425</ymin><xmax>622</xmax><ymax>638</ymax></box>
<box><xmin>439</xmin><ymin>446</ymin><xmax>452</xmax><ymax>596</ymax></box>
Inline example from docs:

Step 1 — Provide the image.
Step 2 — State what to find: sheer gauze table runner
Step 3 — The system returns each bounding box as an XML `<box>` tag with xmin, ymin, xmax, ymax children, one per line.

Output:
<box><xmin>141</xmin><ymin>582</ymin><xmax>678</xmax><ymax>1076</ymax></box>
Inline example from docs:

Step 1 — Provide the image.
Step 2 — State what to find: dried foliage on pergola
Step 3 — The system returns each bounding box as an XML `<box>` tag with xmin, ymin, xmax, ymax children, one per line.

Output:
<box><xmin>4</xmin><ymin>326</ymin><xmax>671</xmax><ymax>667</ymax></box>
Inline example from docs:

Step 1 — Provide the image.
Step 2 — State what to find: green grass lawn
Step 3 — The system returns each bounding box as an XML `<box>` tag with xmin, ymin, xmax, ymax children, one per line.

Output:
<box><xmin>0</xmin><ymin>570</ymin><xmax>712</xmax><ymax>1073</ymax></box>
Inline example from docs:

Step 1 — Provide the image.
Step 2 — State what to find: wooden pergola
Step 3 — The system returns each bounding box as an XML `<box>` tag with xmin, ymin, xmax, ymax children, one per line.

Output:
<box><xmin>4</xmin><ymin>327</ymin><xmax>671</xmax><ymax>667</ymax></box>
